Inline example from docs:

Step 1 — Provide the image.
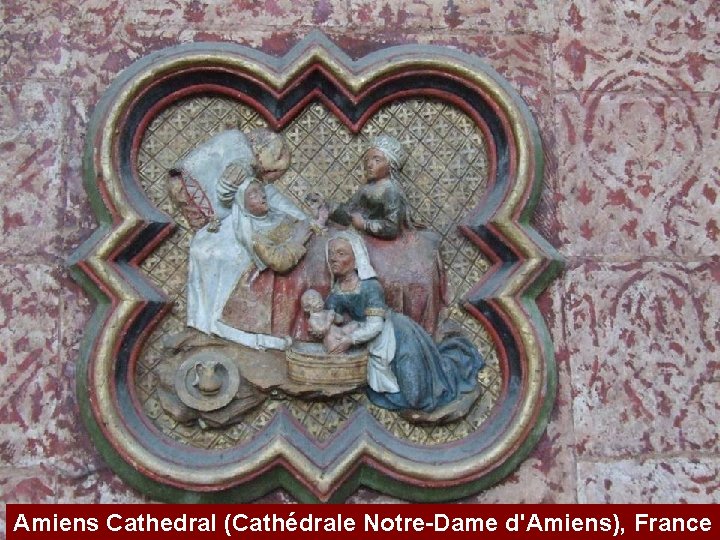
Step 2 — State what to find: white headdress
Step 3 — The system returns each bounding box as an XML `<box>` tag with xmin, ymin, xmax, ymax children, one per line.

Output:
<box><xmin>326</xmin><ymin>229</ymin><xmax>377</xmax><ymax>281</ymax></box>
<box><xmin>370</xmin><ymin>135</ymin><xmax>407</xmax><ymax>174</ymax></box>
<box><xmin>232</xmin><ymin>178</ymin><xmax>271</xmax><ymax>271</ymax></box>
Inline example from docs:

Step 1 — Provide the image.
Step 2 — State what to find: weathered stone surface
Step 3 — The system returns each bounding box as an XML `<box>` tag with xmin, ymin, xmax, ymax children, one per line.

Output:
<box><xmin>0</xmin><ymin>265</ymin><xmax>61</xmax><ymax>467</ymax></box>
<box><xmin>565</xmin><ymin>261</ymin><xmax>719</xmax><ymax>458</ymax></box>
<box><xmin>470</xmin><ymin>283</ymin><xmax>576</xmax><ymax>503</ymax></box>
<box><xmin>60</xmin><ymin>93</ymin><xmax>97</xmax><ymax>254</ymax></box>
<box><xmin>557</xmin><ymin>91</ymin><xmax>720</xmax><ymax>259</ymax></box>
<box><xmin>349</xmin><ymin>0</ymin><xmax>557</xmax><ymax>34</ymax></box>
<box><xmin>65</xmin><ymin>0</ymin><xmax>350</xmax><ymax>29</ymax></box>
<box><xmin>0</xmin><ymin>83</ymin><xmax>65</xmax><ymax>260</ymax></box>
<box><xmin>556</xmin><ymin>0</ymin><xmax>720</xmax><ymax>92</ymax></box>
<box><xmin>62</xmin><ymin>19</ymin><xmax>181</xmax><ymax>102</ymax></box>
<box><xmin>578</xmin><ymin>458</ymin><xmax>720</xmax><ymax>503</ymax></box>
<box><xmin>55</xmin><ymin>466</ymin><xmax>150</xmax><ymax>504</ymax></box>
<box><xmin>54</xmin><ymin>278</ymin><xmax>94</xmax><ymax>467</ymax></box>
<box><xmin>0</xmin><ymin>466</ymin><xmax>57</xmax><ymax>529</ymax></box>
<box><xmin>0</xmin><ymin>16</ymin><xmax>69</xmax><ymax>83</ymax></box>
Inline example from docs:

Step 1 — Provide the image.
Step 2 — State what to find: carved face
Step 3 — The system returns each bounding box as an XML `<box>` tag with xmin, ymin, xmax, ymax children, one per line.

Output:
<box><xmin>301</xmin><ymin>289</ymin><xmax>324</xmax><ymax>313</ymax></box>
<box><xmin>244</xmin><ymin>182</ymin><xmax>269</xmax><ymax>216</ymax></box>
<box><xmin>254</xmin><ymin>135</ymin><xmax>291</xmax><ymax>182</ymax></box>
<box><xmin>363</xmin><ymin>147</ymin><xmax>391</xmax><ymax>182</ymax></box>
<box><xmin>328</xmin><ymin>238</ymin><xmax>356</xmax><ymax>278</ymax></box>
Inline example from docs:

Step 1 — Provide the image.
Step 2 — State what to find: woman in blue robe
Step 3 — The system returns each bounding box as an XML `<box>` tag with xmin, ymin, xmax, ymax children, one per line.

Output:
<box><xmin>324</xmin><ymin>231</ymin><xmax>484</xmax><ymax>412</ymax></box>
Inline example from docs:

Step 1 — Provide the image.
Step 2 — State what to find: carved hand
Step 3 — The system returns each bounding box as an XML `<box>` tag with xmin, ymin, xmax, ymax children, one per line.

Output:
<box><xmin>305</xmin><ymin>192</ymin><xmax>328</xmax><ymax>221</ymax></box>
<box><xmin>316</xmin><ymin>205</ymin><xmax>329</xmax><ymax>226</ymax></box>
<box><xmin>324</xmin><ymin>327</ymin><xmax>352</xmax><ymax>354</ymax></box>
<box><xmin>350</xmin><ymin>212</ymin><xmax>366</xmax><ymax>230</ymax></box>
<box><xmin>328</xmin><ymin>335</ymin><xmax>352</xmax><ymax>354</ymax></box>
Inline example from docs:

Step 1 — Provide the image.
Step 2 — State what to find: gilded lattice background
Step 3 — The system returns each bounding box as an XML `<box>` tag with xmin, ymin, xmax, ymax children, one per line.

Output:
<box><xmin>136</xmin><ymin>96</ymin><xmax>500</xmax><ymax>449</ymax></box>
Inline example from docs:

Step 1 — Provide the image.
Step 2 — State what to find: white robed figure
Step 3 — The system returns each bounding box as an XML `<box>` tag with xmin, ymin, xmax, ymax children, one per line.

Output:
<box><xmin>181</xmin><ymin>129</ymin><xmax>306</xmax><ymax>350</ymax></box>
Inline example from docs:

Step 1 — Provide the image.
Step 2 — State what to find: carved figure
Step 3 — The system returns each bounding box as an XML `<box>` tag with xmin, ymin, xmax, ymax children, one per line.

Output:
<box><xmin>179</xmin><ymin>129</ymin><xmax>310</xmax><ymax>350</ymax></box>
<box><xmin>165</xmin><ymin>129</ymin><xmax>474</xmax><ymax>425</ymax></box>
<box><xmin>303</xmin><ymin>135</ymin><xmax>447</xmax><ymax>335</ymax></box>
<box><xmin>301</xmin><ymin>288</ymin><xmax>358</xmax><ymax>341</ymax></box>
<box><xmin>301</xmin><ymin>289</ymin><xmax>335</xmax><ymax>338</ymax></box>
<box><xmin>324</xmin><ymin>135</ymin><xmax>414</xmax><ymax>239</ymax></box>
<box><xmin>323</xmin><ymin>231</ymin><xmax>484</xmax><ymax>414</ymax></box>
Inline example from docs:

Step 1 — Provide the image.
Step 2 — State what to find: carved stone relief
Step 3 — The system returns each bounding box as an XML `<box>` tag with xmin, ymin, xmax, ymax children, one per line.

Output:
<box><xmin>70</xmin><ymin>33</ymin><xmax>563</xmax><ymax>502</ymax></box>
<box><xmin>135</xmin><ymin>97</ymin><xmax>499</xmax><ymax>448</ymax></box>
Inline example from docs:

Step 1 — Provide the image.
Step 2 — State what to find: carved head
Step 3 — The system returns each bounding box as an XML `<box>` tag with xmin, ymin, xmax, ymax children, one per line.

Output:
<box><xmin>301</xmin><ymin>289</ymin><xmax>324</xmax><ymax>313</ymax></box>
<box><xmin>328</xmin><ymin>238</ymin><xmax>357</xmax><ymax>279</ymax></box>
<box><xmin>363</xmin><ymin>147</ymin><xmax>391</xmax><ymax>183</ymax></box>
<box><xmin>246</xmin><ymin>128</ymin><xmax>291</xmax><ymax>182</ymax></box>
<box><xmin>243</xmin><ymin>181</ymin><xmax>269</xmax><ymax>217</ymax></box>
<box><xmin>326</xmin><ymin>230</ymin><xmax>377</xmax><ymax>281</ymax></box>
<box><xmin>367</xmin><ymin>135</ymin><xmax>407</xmax><ymax>176</ymax></box>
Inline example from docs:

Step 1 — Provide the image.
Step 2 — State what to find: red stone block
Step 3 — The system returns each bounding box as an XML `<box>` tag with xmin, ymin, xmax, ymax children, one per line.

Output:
<box><xmin>66</xmin><ymin>0</ymin><xmax>349</xmax><ymax>29</ymax></box>
<box><xmin>0</xmin><ymin>17</ymin><xmax>68</xmax><ymax>83</ymax></box>
<box><xmin>531</xmin><ymin>134</ymin><xmax>564</xmax><ymax>248</ymax></box>
<box><xmin>578</xmin><ymin>458</ymin><xmax>720</xmax><ymax>503</ymax></box>
<box><xmin>0</xmin><ymin>265</ymin><xmax>62</xmax><ymax>467</ymax></box>
<box><xmin>0</xmin><ymin>467</ymin><xmax>57</xmax><ymax>533</ymax></box>
<box><xmin>0</xmin><ymin>467</ymin><xmax>57</xmax><ymax>513</ymax></box>
<box><xmin>0</xmin><ymin>83</ymin><xmax>66</xmax><ymax>260</ymax></box>
<box><xmin>396</xmin><ymin>32</ymin><xmax>558</xmax><ymax>150</ymax></box>
<box><xmin>556</xmin><ymin>0</ymin><xmax>720</xmax><ymax>92</ymax></box>
<box><xmin>688</xmin><ymin>260</ymin><xmax>720</xmax><ymax>433</ymax></box>
<box><xmin>1</xmin><ymin>1</ymin><xmax>65</xmax><ymax>25</ymax></box>
<box><xmin>0</xmin><ymin>82</ymin><xmax>64</xmax><ymax>131</ymax></box>
<box><xmin>557</xmin><ymin>91</ymin><xmax>719</xmax><ymax>259</ymax></box>
<box><xmin>207</xmin><ymin>0</ymin><xmax>349</xmax><ymax>27</ymax></box>
<box><xmin>55</xmin><ymin>466</ymin><xmax>150</xmax><ymax>504</ymax></box>
<box><xmin>53</xmin><ymin>277</ymin><xmax>147</xmax><ymax>504</ymax></box>
<box><xmin>176</xmin><ymin>28</ymin><xmax>301</xmax><ymax>57</ymax></box>
<box><xmin>59</xmin><ymin>4</ymin><xmax>349</xmax><ymax>99</ymax></box>
<box><xmin>565</xmin><ymin>261</ymin><xmax>719</xmax><ymax>458</ymax></box>
<box><xmin>470</xmin><ymin>283</ymin><xmax>576</xmax><ymax>503</ymax></box>
<box><xmin>52</xmin><ymin>277</ymin><xmax>95</xmax><ymax>465</ymax></box>
<box><xmin>348</xmin><ymin>0</ymin><xmax>557</xmax><ymax>34</ymax></box>
<box><xmin>376</xmin><ymin>32</ymin><xmax>561</xmax><ymax>248</ymax></box>
<box><xmin>63</xmin><ymin>18</ymin><xmax>181</xmax><ymax>101</ymax></box>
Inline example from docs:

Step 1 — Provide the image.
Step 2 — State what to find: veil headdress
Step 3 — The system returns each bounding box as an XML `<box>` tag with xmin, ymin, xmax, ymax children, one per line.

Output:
<box><xmin>232</xmin><ymin>178</ymin><xmax>276</xmax><ymax>272</ymax></box>
<box><xmin>326</xmin><ymin>229</ymin><xmax>377</xmax><ymax>282</ymax></box>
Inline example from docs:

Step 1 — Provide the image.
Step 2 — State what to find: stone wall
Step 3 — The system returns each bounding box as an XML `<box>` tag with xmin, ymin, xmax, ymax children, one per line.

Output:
<box><xmin>1</xmin><ymin>0</ymin><xmax>717</xmax><ymax>510</ymax></box>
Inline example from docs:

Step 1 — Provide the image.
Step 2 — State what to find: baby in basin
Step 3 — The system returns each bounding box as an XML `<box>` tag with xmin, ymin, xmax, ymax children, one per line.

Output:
<box><xmin>300</xmin><ymin>289</ymin><xmax>358</xmax><ymax>351</ymax></box>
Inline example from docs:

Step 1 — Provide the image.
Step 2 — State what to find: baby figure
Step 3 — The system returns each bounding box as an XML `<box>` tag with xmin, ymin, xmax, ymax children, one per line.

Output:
<box><xmin>300</xmin><ymin>289</ymin><xmax>358</xmax><ymax>349</ymax></box>
<box><xmin>301</xmin><ymin>289</ymin><xmax>335</xmax><ymax>338</ymax></box>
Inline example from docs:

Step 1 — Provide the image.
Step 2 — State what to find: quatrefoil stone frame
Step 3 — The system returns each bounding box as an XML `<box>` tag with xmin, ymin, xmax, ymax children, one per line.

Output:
<box><xmin>70</xmin><ymin>32</ymin><xmax>563</xmax><ymax>502</ymax></box>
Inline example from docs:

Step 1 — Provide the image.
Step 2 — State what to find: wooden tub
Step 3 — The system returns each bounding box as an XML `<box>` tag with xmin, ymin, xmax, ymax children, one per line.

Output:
<box><xmin>286</xmin><ymin>342</ymin><xmax>368</xmax><ymax>386</ymax></box>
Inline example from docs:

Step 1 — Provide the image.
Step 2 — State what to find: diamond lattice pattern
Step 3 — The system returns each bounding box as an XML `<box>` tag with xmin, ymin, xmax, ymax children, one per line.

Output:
<box><xmin>136</xmin><ymin>96</ymin><xmax>501</xmax><ymax>449</ymax></box>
